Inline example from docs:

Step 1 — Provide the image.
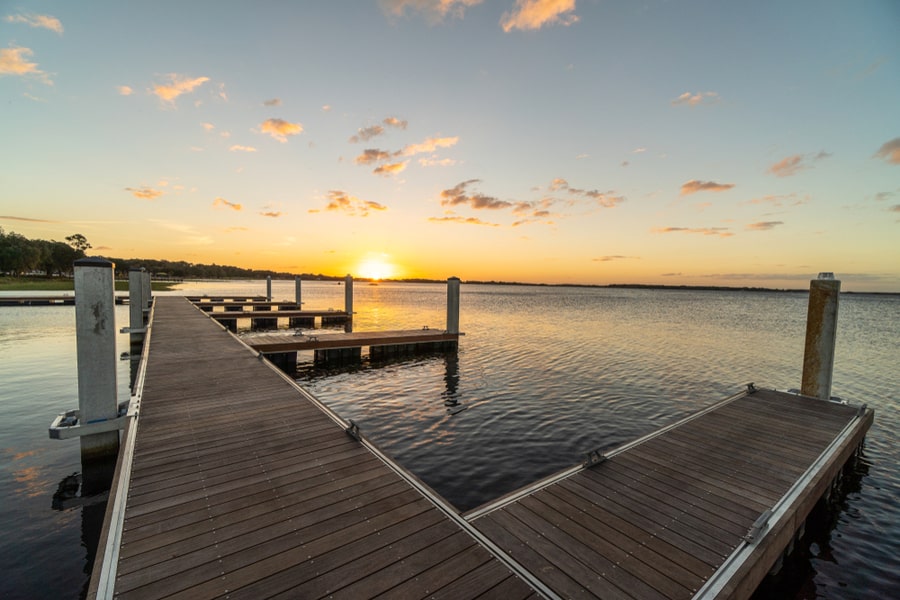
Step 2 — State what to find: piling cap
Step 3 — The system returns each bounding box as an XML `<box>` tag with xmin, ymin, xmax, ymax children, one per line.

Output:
<box><xmin>74</xmin><ymin>257</ymin><xmax>115</xmax><ymax>269</ymax></box>
<box><xmin>817</xmin><ymin>272</ymin><xmax>835</xmax><ymax>280</ymax></box>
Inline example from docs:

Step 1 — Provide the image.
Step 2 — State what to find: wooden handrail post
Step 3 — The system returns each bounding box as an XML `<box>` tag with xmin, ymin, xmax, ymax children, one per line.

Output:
<box><xmin>801</xmin><ymin>273</ymin><xmax>840</xmax><ymax>400</ymax></box>
<box><xmin>74</xmin><ymin>258</ymin><xmax>120</xmax><ymax>460</ymax></box>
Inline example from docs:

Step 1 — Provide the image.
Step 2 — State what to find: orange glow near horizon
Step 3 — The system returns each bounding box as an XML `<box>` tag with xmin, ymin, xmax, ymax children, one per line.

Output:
<box><xmin>357</xmin><ymin>256</ymin><xmax>396</xmax><ymax>280</ymax></box>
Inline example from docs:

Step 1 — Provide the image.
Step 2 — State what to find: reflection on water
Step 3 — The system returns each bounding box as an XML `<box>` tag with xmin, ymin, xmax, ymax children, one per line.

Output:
<box><xmin>1</xmin><ymin>283</ymin><xmax>898</xmax><ymax>599</ymax></box>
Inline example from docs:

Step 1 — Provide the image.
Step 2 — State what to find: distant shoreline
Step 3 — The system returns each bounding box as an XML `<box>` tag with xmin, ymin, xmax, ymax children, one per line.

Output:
<box><xmin>3</xmin><ymin>275</ymin><xmax>896</xmax><ymax>296</ymax></box>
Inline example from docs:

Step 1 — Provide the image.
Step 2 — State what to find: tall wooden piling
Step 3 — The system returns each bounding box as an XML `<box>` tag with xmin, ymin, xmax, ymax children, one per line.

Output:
<box><xmin>74</xmin><ymin>258</ymin><xmax>120</xmax><ymax>460</ymax></box>
<box><xmin>344</xmin><ymin>274</ymin><xmax>353</xmax><ymax>332</ymax></box>
<box><xmin>294</xmin><ymin>276</ymin><xmax>302</xmax><ymax>305</ymax></box>
<box><xmin>266</xmin><ymin>275</ymin><xmax>272</xmax><ymax>301</ymax></box>
<box><xmin>447</xmin><ymin>276</ymin><xmax>460</xmax><ymax>334</ymax></box>
<box><xmin>801</xmin><ymin>273</ymin><xmax>840</xmax><ymax>400</ymax></box>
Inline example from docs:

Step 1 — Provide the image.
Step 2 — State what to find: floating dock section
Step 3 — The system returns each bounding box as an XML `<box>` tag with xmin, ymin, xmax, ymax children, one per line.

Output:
<box><xmin>88</xmin><ymin>296</ymin><xmax>873</xmax><ymax>599</ymax></box>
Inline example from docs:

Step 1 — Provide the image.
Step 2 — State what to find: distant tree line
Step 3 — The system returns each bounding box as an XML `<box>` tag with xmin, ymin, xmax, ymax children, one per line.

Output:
<box><xmin>0</xmin><ymin>228</ymin><xmax>349</xmax><ymax>281</ymax></box>
<box><xmin>0</xmin><ymin>228</ymin><xmax>90</xmax><ymax>276</ymax></box>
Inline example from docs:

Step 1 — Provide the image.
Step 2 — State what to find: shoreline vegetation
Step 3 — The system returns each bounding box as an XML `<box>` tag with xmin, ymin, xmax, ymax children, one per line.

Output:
<box><xmin>1</xmin><ymin>275</ymin><xmax>896</xmax><ymax>296</ymax></box>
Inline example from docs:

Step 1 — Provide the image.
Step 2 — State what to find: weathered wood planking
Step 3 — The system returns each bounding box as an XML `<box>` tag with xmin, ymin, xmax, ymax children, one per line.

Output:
<box><xmin>469</xmin><ymin>388</ymin><xmax>872</xmax><ymax>600</ymax></box>
<box><xmin>208</xmin><ymin>309</ymin><xmax>349</xmax><ymax>320</ymax></box>
<box><xmin>95</xmin><ymin>297</ymin><xmax>534</xmax><ymax>599</ymax></box>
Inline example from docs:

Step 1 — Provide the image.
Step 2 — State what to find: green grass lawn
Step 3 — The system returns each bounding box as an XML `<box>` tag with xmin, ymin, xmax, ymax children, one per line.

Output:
<box><xmin>0</xmin><ymin>277</ymin><xmax>179</xmax><ymax>292</ymax></box>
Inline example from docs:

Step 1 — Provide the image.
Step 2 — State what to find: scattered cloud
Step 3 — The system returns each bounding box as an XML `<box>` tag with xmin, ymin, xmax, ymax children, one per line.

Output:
<box><xmin>874</xmin><ymin>137</ymin><xmax>900</xmax><ymax>165</ymax></box>
<box><xmin>125</xmin><ymin>187</ymin><xmax>163</xmax><ymax>200</ymax></box>
<box><xmin>355</xmin><ymin>148</ymin><xmax>392</xmax><ymax>165</ymax></box>
<box><xmin>0</xmin><ymin>46</ymin><xmax>52</xmax><ymax>84</ymax></box>
<box><xmin>201</xmin><ymin>122</ymin><xmax>215</xmax><ymax>132</ymax></box>
<box><xmin>746</xmin><ymin>221</ymin><xmax>784</xmax><ymax>231</ymax></box>
<box><xmin>225</xmin><ymin>226</ymin><xmax>249</xmax><ymax>232</ymax></box>
<box><xmin>229</xmin><ymin>144</ymin><xmax>257</xmax><ymax>152</ymax></box>
<box><xmin>671</xmin><ymin>91</ymin><xmax>720</xmax><ymax>107</ymax></box>
<box><xmin>349</xmin><ymin>125</ymin><xmax>384</xmax><ymax>143</ymax></box>
<box><xmin>260</xmin><ymin>211</ymin><xmax>282</xmax><ymax>218</ymax></box>
<box><xmin>440</xmin><ymin>179</ymin><xmax>512</xmax><ymax>210</ymax></box>
<box><xmin>653</xmin><ymin>226</ymin><xmax>734</xmax><ymax>238</ymax></box>
<box><xmin>263</xmin><ymin>98</ymin><xmax>282</xmax><ymax>107</ymax></box>
<box><xmin>680</xmin><ymin>179</ymin><xmax>735</xmax><ymax>195</ymax></box>
<box><xmin>373</xmin><ymin>161</ymin><xmax>408</xmax><ymax>176</ymax></box>
<box><xmin>4</xmin><ymin>13</ymin><xmax>63</xmax><ymax>33</ymax></box>
<box><xmin>402</xmin><ymin>136</ymin><xmax>459</xmax><ymax>156</ymax></box>
<box><xmin>550</xmin><ymin>178</ymin><xmax>625</xmax><ymax>208</ymax></box>
<box><xmin>322</xmin><ymin>104</ymin><xmax>332</xmax><ymax>112</ymax></box>
<box><xmin>380</xmin><ymin>0</ymin><xmax>484</xmax><ymax>23</ymax></box>
<box><xmin>500</xmin><ymin>0</ymin><xmax>579</xmax><ymax>32</ymax></box>
<box><xmin>260</xmin><ymin>118</ymin><xmax>303</xmax><ymax>142</ymax></box>
<box><xmin>217</xmin><ymin>83</ymin><xmax>228</xmax><ymax>101</ymax></box>
<box><xmin>117</xmin><ymin>85</ymin><xmax>134</xmax><ymax>96</ymax></box>
<box><xmin>632</xmin><ymin>147</ymin><xmax>647</xmax><ymax>153</ymax></box>
<box><xmin>151</xmin><ymin>73</ymin><xmax>209</xmax><ymax>104</ymax></box>
<box><xmin>213</xmin><ymin>197</ymin><xmax>243</xmax><ymax>211</ymax></box>
<box><xmin>743</xmin><ymin>192</ymin><xmax>809</xmax><ymax>207</ymax></box>
<box><xmin>319</xmin><ymin>190</ymin><xmax>387</xmax><ymax>216</ymax></box>
<box><xmin>383</xmin><ymin>116</ymin><xmax>407</xmax><ymax>129</ymax></box>
<box><xmin>768</xmin><ymin>151</ymin><xmax>831</xmax><ymax>177</ymax></box>
<box><xmin>890</xmin><ymin>204</ymin><xmax>900</xmax><ymax>213</ymax></box>
<box><xmin>593</xmin><ymin>255</ymin><xmax>639</xmax><ymax>262</ymax></box>
<box><xmin>428</xmin><ymin>215</ymin><xmax>498</xmax><ymax>226</ymax></box>
<box><xmin>874</xmin><ymin>191</ymin><xmax>897</xmax><ymax>202</ymax></box>
<box><xmin>418</xmin><ymin>157</ymin><xmax>457</xmax><ymax>167</ymax></box>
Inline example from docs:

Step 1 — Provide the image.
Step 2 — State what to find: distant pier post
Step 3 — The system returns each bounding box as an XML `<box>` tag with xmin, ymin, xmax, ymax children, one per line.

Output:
<box><xmin>266</xmin><ymin>276</ymin><xmax>272</xmax><ymax>301</ymax></box>
<box><xmin>74</xmin><ymin>258</ymin><xmax>120</xmax><ymax>460</ymax></box>
<box><xmin>294</xmin><ymin>276</ymin><xmax>302</xmax><ymax>306</ymax></box>
<box><xmin>801</xmin><ymin>273</ymin><xmax>840</xmax><ymax>401</ymax></box>
<box><xmin>447</xmin><ymin>276</ymin><xmax>460</xmax><ymax>334</ymax></box>
<box><xmin>344</xmin><ymin>274</ymin><xmax>354</xmax><ymax>332</ymax></box>
<box><xmin>141</xmin><ymin>269</ymin><xmax>151</xmax><ymax>322</ymax></box>
<box><xmin>128</xmin><ymin>268</ymin><xmax>144</xmax><ymax>333</ymax></box>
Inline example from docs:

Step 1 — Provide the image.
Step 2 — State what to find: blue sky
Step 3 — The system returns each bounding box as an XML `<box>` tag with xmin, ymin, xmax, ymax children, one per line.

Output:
<box><xmin>2</xmin><ymin>1</ymin><xmax>898</xmax><ymax>290</ymax></box>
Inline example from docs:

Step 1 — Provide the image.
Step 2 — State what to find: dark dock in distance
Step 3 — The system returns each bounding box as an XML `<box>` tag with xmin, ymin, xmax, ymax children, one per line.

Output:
<box><xmin>88</xmin><ymin>296</ymin><xmax>873</xmax><ymax>599</ymax></box>
<box><xmin>208</xmin><ymin>309</ymin><xmax>351</xmax><ymax>331</ymax></box>
<box><xmin>0</xmin><ymin>295</ymin><xmax>129</xmax><ymax>306</ymax></box>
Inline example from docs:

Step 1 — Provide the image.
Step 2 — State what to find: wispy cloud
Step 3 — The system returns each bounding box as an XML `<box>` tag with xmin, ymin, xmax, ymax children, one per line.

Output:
<box><xmin>440</xmin><ymin>179</ymin><xmax>512</xmax><ymax>210</ymax></box>
<box><xmin>768</xmin><ymin>151</ymin><xmax>830</xmax><ymax>177</ymax></box>
<box><xmin>213</xmin><ymin>197</ymin><xmax>242</xmax><ymax>211</ymax></box>
<box><xmin>874</xmin><ymin>190</ymin><xmax>897</xmax><ymax>202</ymax></box>
<box><xmin>260</xmin><ymin>211</ymin><xmax>282</xmax><ymax>218</ymax></box>
<box><xmin>680</xmin><ymin>179</ymin><xmax>735</xmax><ymax>195</ymax></box>
<box><xmin>349</xmin><ymin>125</ymin><xmax>384</xmax><ymax>143</ymax></box>
<box><xmin>402</xmin><ymin>136</ymin><xmax>459</xmax><ymax>156</ymax></box>
<box><xmin>746</xmin><ymin>221</ymin><xmax>784</xmax><ymax>231</ymax></box>
<box><xmin>0</xmin><ymin>46</ymin><xmax>52</xmax><ymax>84</ymax></box>
<box><xmin>355</xmin><ymin>148</ymin><xmax>392</xmax><ymax>165</ymax></box>
<box><xmin>125</xmin><ymin>187</ymin><xmax>164</xmax><ymax>200</ymax></box>
<box><xmin>593</xmin><ymin>255</ymin><xmax>639</xmax><ymax>262</ymax></box>
<box><xmin>552</xmin><ymin>178</ymin><xmax>625</xmax><ymax>208</ymax></box>
<box><xmin>317</xmin><ymin>191</ymin><xmax>387</xmax><ymax>216</ymax></box>
<box><xmin>428</xmin><ymin>215</ymin><xmax>498</xmax><ymax>226</ymax></box>
<box><xmin>874</xmin><ymin>137</ymin><xmax>900</xmax><ymax>165</ymax></box>
<box><xmin>383</xmin><ymin>116</ymin><xmax>408</xmax><ymax>129</ymax></box>
<box><xmin>890</xmin><ymin>205</ymin><xmax>900</xmax><ymax>213</ymax></box>
<box><xmin>201</xmin><ymin>122</ymin><xmax>215</xmax><ymax>132</ymax></box>
<box><xmin>117</xmin><ymin>85</ymin><xmax>134</xmax><ymax>96</ymax></box>
<box><xmin>501</xmin><ymin>0</ymin><xmax>579</xmax><ymax>32</ymax></box>
<box><xmin>263</xmin><ymin>98</ymin><xmax>281</xmax><ymax>107</ymax></box>
<box><xmin>671</xmin><ymin>91</ymin><xmax>720</xmax><ymax>107</ymax></box>
<box><xmin>0</xmin><ymin>215</ymin><xmax>57</xmax><ymax>223</ymax></box>
<box><xmin>373</xmin><ymin>161</ymin><xmax>408</xmax><ymax>176</ymax></box>
<box><xmin>419</xmin><ymin>157</ymin><xmax>457</xmax><ymax>167</ymax></box>
<box><xmin>380</xmin><ymin>0</ymin><xmax>484</xmax><ymax>23</ymax></box>
<box><xmin>4</xmin><ymin>13</ymin><xmax>63</xmax><ymax>33</ymax></box>
<box><xmin>743</xmin><ymin>193</ymin><xmax>809</xmax><ymax>207</ymax></box>
<box><xmin>653</xmin><ymin>226</ymin><xmax>734</xmax><ymax>238</ymax></box>
<box><xmin>229</xmin><ymin>144</ymin><xmax>257</xmax><ymax>152</ymax></box>
<box><xmin>260</xmin><ymin>118</ymin><xmax>303</xmax><ymax>142</ymax></box>
<box><xmin>151</xmin><ymin>74</ymin><xmax>209</xmax><ymax>104</ymax></box>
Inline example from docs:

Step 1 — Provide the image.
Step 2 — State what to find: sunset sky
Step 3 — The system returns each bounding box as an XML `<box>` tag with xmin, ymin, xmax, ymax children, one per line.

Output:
<box><xmin>2</xmin><ymin>1</ymin><xmax>898</xmax><ymax>291</ymax></box>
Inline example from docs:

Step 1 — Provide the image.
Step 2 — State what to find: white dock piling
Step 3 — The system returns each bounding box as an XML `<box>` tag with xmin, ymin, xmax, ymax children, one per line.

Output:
<box><xmin>141</xmin><ymin>269</ymin><xmax>151</xmax><ymax>319</ymax></box>
<box><xmin>266</xmin><ymin>275</ymin><xmax>272</xmax><ymax>301</ymax></box>
<box><xmin>447</xmin><ymin>276</ymin><xmax>460</xmax><ymax>334</ymax></box>
<box><xmin>74</xmin><ymin>258</ymin><xmax>120</xmax><ymax>460</ymax></box>
<box><xmin>128</xmin><ymin>268</ymin><xmax>144</xmax><ymax>332</ymax></box>
<box><xmin>295</xmin><ymin>276</ymin><xmax>302</xmax><ymax>306</ymax></box>
<box><xmin>801</xmin><ymin>273</ymin><xmax>840</xmax><ymax>400</ymax></box>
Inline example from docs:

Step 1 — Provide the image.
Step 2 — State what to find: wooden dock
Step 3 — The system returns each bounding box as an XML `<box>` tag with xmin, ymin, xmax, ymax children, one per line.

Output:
<box><xmin>88</xmin><ymin>296</ymin><xmax>873</xmax><ymax>599</ymax></box>
<box><xmin>0</xmin><ymin>294</ymin><xmax>128</xmax><ymax>306</ymax></box>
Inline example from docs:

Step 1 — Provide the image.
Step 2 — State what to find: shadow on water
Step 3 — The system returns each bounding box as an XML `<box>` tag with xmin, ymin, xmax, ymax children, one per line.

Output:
<box><xmin>752</xmin><ymin>447</ymin><xmax>871</xmax><ymax>600</ymax></box>
<box><xmin>51</xmin><ymin>455</ymin><xmax>116</xmax><ymax>600</ymax></box>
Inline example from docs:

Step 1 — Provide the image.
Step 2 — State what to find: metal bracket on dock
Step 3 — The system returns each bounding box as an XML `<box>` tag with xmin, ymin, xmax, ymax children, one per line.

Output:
<box><xmin>49</xmin><ymin>407</ymin><xmax>131</xmax><ymax>440</ymax></box>
<box><xmin>744</xmin><ymin>509</ymin><xmax>772</xmax><ymax>543</ymax></box>
<box><xmin>583</xmin><ymin>449</ymin><xmax>608</xmax><ymax>468</ymax></box>
<box><xmin>857</xmin><ymin>403</ymin><xmax>868</xmax><ymax>417</ymax></box>
<box><xmin>345</xmin><ymin>419</ymin><xmax>361</xmax><ymax>441</ymax></box>
<box><xmin>746</xmin><ymin>382</ymin><xmax>757</xmax><ymax>394</ymax></box>
<box><xmin>119</xmin><ymin>327</ymin><xmax>147</xmax><ymax>334</ymax></box>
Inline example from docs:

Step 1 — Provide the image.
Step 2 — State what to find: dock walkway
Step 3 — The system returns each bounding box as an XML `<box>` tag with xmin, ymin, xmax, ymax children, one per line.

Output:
<box><xmin>89</xmin><ymin>296</ymin><xmax>873</xmax><ymax>599</ymax></box>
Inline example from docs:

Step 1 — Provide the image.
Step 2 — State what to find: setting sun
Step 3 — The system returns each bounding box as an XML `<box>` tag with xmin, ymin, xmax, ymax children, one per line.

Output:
<box><xmin>357</xmin><ymin>257</ymin><xmax>395</xmax><ymax>280</ymax></box>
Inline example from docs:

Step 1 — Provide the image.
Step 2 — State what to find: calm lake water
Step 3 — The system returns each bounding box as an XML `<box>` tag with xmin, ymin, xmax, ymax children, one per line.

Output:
<box><xmin>1</xmin><ymin>281</ymin><xmax>897</xmax><ymax>599</ymax></box>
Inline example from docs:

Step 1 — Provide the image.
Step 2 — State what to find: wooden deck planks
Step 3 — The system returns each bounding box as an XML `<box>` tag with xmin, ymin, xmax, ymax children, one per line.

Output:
<box><xmin>247</xmin><ymin>328</ymin><xmax>459</xmax><ymax>352</ymax></box>
<box><xmin>471</xmin><ymin>389</ymin><xmax>870</xmax><ymax>600</ymax></box>
<box><xmin>107</xmin><ymin>296</ymin><xmax>534</xmax><ymax>599</ymax></box>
